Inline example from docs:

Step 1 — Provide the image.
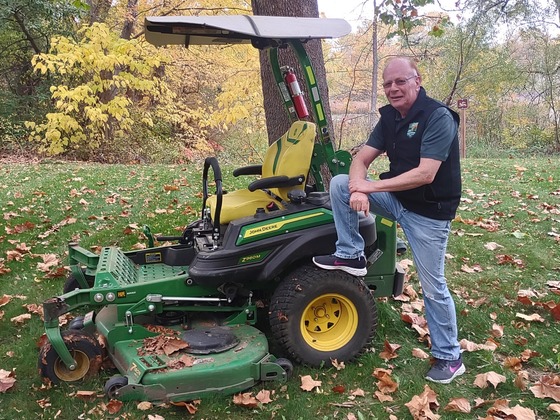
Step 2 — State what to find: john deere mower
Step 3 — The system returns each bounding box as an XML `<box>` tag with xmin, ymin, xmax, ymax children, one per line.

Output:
<box><xmin>38</xmin><ymin>15</ymin><xmax>405</xmax><ymax>403</ymax></box>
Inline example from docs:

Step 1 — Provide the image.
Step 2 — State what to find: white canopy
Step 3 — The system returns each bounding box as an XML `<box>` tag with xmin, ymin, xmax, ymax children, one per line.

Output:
<box><xmin>144</xmin><ymin>15</ymin><xmax>351</xmax><ymax>47</ymax></box>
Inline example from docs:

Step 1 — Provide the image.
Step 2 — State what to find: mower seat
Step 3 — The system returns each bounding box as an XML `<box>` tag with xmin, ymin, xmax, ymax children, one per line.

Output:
<box><xmin>207</xmin><ymin>121</ymin><xmax>316</xmax><ymax>224</ymax></box>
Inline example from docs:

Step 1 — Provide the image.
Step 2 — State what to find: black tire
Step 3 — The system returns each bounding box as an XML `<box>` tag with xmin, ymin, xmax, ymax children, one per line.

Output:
<box><xmin>38</xmin><ymin>330</ymin><xmax>103</xmax><ymax>383</ymax></box>
<box><xmin>63</xmin><ymin>269</ymin><xmax>94</xmax><ymax>294</ymax></box>
<box><xmin>104</xmin><ymin>376</ymin><xmax>128</xmax><ymax>399</ymax></box>
<box><xmin>269</xmin><ymin>264</ymin><xmax>377</xmax><ymax>367</ymax></box>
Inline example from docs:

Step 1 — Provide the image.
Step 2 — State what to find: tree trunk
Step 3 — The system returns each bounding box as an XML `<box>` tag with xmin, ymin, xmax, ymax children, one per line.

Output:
<box><xmin>369</xmin><ymin>0</ymin><xmax>379</xmax><ymax>131</ymax></box>
<box><xmin>13</xmin><ymin>10</ymin><xmax>41</xmax><ymax>54</ymax></box>
<box><xmin>251</xmin><ymin>0</ymin><xmax>334</xmax><ymax>146</ymax></box>
<box><xmin>120</xmin><ymin>0</ymin><xmax>139</xmax><ymax>40</ymax></box>
<box><xmin>86</xmin><ymin>0</ymin><xmax>112</xmax><ymax>24</ymax></box>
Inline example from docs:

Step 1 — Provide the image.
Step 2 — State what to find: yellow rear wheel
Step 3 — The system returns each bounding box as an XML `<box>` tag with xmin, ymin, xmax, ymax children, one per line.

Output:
<box><xmin>270</xmin><ymin>265</ymin><xmax>377</xmax><ymax>367</ymax></box>
<box><xmin>301</xmin><ymin>293</ymin><xmax>358</xmax><ymax>352</ymax></box>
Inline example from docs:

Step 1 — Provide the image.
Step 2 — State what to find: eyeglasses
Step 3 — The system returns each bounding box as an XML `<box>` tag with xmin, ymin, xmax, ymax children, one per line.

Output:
<box><xmin>382</xmin><ymin>75</ymin><xmax>418</xmax><ymax>89</ymax></box>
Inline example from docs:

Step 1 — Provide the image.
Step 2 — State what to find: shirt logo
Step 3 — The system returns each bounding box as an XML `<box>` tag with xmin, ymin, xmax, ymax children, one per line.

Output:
<box><xmin>407</xmin><ymin>122</ymin><xmax>419</xmax><ymax>138</ymax></box>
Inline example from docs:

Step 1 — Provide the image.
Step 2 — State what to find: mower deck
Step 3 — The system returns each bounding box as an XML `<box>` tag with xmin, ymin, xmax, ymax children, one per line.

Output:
<box><xmin>95</xmin><ymin>305</ymin><xmax>285</xmax><ymax>402</ymax></box>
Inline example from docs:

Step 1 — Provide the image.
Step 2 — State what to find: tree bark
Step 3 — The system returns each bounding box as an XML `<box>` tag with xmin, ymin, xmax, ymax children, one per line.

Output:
<box><xmin>86</xmin><ymin>0</ymin><xmax>112</xmax><ymax>24</ymax></box>
<box><xmin>13</xmin><ymin>9</ymin><xmax>41</xmax><ymax>54</ymax></box>
<box><xmin>120</xmin><ymin>0</ymin><xmax>139</xmax><ymax>40</ymax></box>
<box><xmin>251</xmin><ymin>0</ymin><xmax>335</xmax><ymax>145</ymax></box>
<box><xmin>369</xmin><ymin>0</ymin><xmax>379</xmax><ymax>131</ymax></box>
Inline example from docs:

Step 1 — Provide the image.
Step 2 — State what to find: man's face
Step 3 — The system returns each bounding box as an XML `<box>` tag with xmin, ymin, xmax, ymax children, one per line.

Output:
<box><xmin>382</xmin><ymin>60</ymin><xmax>420</xmax><ymax>117</ymax></box>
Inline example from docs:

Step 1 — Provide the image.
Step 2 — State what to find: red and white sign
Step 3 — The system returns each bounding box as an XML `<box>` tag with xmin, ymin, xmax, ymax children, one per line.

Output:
<box><xmin>458</xmin><ymin>99</ymin><xmax>468</xmax><ymax>109</ymax></box>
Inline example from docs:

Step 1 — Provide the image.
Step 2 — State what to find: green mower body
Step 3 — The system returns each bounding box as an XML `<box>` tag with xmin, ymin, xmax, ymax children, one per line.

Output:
<box><xmin>39</xmin><ymin>15</ymin><xmax>405</xmax><ymax>403</ymax></box>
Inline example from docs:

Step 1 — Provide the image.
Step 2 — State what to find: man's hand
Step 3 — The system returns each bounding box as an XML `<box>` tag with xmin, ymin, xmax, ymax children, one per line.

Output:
<box><xmin>349</xmin><ymin>191</ymin><xmax>370</xmax><ymax>217</ymax></box>
<box><xmin>348</xmin><ymin>178</ymin><xmax>373</xmax><ymax>194</ymax></box>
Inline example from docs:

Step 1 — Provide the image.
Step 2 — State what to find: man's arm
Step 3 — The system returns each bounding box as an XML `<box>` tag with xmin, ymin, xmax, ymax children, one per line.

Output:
<box><xmin>346</xmin><ymin>145</ymin><xmax>383</xmax><ymax>216</ymax></box>
<box><xmin>349</xmin><ymin>144</ymin><xmax>383</xmax><ymax>181</ymax></box>
<box><xmin>349</xmin><ymin>157</ymin><xmax>442</xmax><ymax>194</ymax></box>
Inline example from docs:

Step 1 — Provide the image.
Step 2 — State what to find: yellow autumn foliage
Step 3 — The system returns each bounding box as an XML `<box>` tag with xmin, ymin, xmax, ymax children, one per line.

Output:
<box><xmin>28</xmin><ymin>22</ymin><xmax>204</xmax><ymax>158</ymax></box>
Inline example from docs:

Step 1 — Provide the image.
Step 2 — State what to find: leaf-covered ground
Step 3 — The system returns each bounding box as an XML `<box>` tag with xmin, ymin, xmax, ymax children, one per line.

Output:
<box><xmin>0</xmin><ymin>158</ymin><xmax>559</xmax><ymax>419</ymax></box>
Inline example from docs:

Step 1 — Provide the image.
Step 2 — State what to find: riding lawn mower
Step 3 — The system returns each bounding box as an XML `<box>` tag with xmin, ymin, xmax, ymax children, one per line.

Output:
<box><xmin>38</xmin><ymin>14</ymin><xmax>405</xmax><ymax>403</ymax></box>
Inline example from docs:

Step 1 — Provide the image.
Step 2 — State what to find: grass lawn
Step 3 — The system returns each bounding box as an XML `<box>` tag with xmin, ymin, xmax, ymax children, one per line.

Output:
<box><xmin>0</xmin><ymin>157</ymin><xmax>559</xmax><ymax>419</ymax></box>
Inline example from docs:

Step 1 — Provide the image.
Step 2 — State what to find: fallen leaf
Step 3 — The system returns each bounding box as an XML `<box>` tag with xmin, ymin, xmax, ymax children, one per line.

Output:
<box><xmin>459</xmin><ymin>338</ymin><xmax>498</xmax><ymax>352</ymax></box>
<box><xmin>331</xmin><ymin>358</ymin><xmax>345</xmax><ymax>370</ymax></box>
<box><xmin>233</xmin><ymin>392</ymin><xmax>259</xmax><ymax>408</ymax></box>
<box><xmin>521</xmin><ymin>348</ymin><xmax>540</xmax><ymax>361</ymax></box>
<box><xmin>332</xmin><ymin>385</ymin><xmax>345</xmax><ymax>393</ymax></box>
<box><xmin>473</xmin><ymin>371</ymin><xmax>506</xmax><ymax>389</ymax></box>
<box><xmin>404</xmin><ymin>384</ymin><xmax>440</xmax><ymax>419</ymax></box>
<box><xmin>516</xmin><ymin>312</ymin><xmax>545</xmax><ymax>322</ymax></box>
<box><xmin>300</xmin><ymin>375</ymin><xmax>322</xmax><ymax>392</ymax></box>
<box><xmin>549</xmin><ymin>403</ymin><xmax>560</xmax><ymax>414</ymax></box>
<box><xmin>461</xmin><ymin>264</ymin><xmax>483</xmax><ymax>273</ymax></box>
<box><xmin>373</xmin><ymin>368</ymin><xmax>398</xmax><ymax>394</ymax></box>
<box><xmin>490</xmin><ymin>323</ymin><xmax>504</xmax><ymax>338</ymax></box>
<box><xmin>137</xmin><ymin>401</ymin><xmax>152</xmax><ymax>410</ymax></box>
<box><xmin>36</xmin><ymin>398</ymin><xmax>51</xmax><ymax>408</ymax></box>
<box><xmin>75</xmin><ymin>390</ymin><xmax>96</xmax><ymax>401</ymax></box>
<box><xmin>170</xmin><ymin>399</ymin><xmax>200</xmax><ymax>414</ymax></box>
<box><xmin>10</xmin><ymin>313</ymin><xmax>31</xmax><ymax>324</ymax></box>
<box><xmin>496</xmin><ymin>254</ymin><xmax>525</xmax><ymax>268</ymax></box>
<box><xmin>37</xmin><ymin>254</ymin><xmax>60</xmax><ymax>273</ymax></box>
<box><xmin>107</xmin><ymin>399</ymin><xmax>123</xmax><ymax>414</ymax></box>
<box><xmin>6</xmin><ymin>250</ymin><xmax>24</xmax><ymax>262</ymax></box>
<box><xmin>514</xmin><ymin>370</ymin><xmax>529</xmax><ymax>390</ymax></box>
<box><xmin>255</xmin><ymin>389</ymin><xmax>273</xmax><ymax>404</ymax></box>
<box><xmin>141</xmin><ymin>335</ymin><xmax>189</xmax><ymax>356</ymax></box>
<box><xmin>444</xmin><ymin>397</ymin><xmax>471</xmax><ymax>413</ymax></box>
<box><xmin>374</xmin><ymin>391</ymin><xmax>393</xmax><ymax>402</ymax></box>
<box><xmin>0</xmin><ymin>369</ymin><xmax>16</xmax><ymax>393</ymax></box>
<box><xmin>379</xmin><ymin>340</ymin><xmax>401</xmax><ymax>361</ymax></box>
<box><xmin>0</xmin><ymin>295</ymin><xmax>11</xmax><ymax>307</ymax></box>
<box><xmin>487</xmin><ymin>399</ymin><xmax>536</xmax><ymax>419</ymax></box>
<box><xmin>412</xmin><ymin>348</ymin><xmax>430</xmax><ymax>359</ymax></box>
<box><xmin>503</xmin><ymin>356</ymin><xmax>522</xmax><ymax>371</ymax></box>
<box><xmin>0</xmin><ymin>262</ymin><xmax>10</xmax><ymax>275</ymax></box>
<box><xmin>529</xmin><ymin>375</ymin><xmax>560</xmax><ymax>402</ymax></box>
<box><xmin>350</xmin><ymin>388</ymin><xmax>365</xmax><ymax>397</ymax></box>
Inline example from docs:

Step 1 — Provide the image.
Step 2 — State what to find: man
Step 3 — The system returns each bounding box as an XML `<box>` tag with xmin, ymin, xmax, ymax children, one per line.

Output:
<box><xmin>313</xmin><ymin>57</ymin><xmax>465</xmax><ymax>384</ymax></box>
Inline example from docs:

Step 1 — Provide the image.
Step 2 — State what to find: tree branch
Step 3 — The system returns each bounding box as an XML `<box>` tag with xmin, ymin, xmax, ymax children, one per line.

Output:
<box><xmin>13</xmin><ymin>9</ymin><xmax>41</xmax><ymax>54</ymax></box>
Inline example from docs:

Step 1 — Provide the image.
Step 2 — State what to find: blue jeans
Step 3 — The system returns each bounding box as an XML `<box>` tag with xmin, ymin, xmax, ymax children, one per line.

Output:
<box><xmin>330</xmin><ymin>174</ymin><xmax>460</xmax><ymax>361</ymax></box>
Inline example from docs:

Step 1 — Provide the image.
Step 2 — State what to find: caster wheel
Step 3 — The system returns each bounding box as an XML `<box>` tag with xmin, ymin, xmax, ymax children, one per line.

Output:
<box><xmin>38</xmin><ymin>330</ymin><xmax>103</xmax><ymax>383</ymax></box>
<box><xmin>104</xmin><ymin>376</ymin><xmax>128</xmax><ymax>399</ymax></box>
<box><xmin>68</xmin><ymin>316</ymin><xmax>85</xmax><ymax>330</ymax></box>
<box><xmin>276</xmin><ymin>358</ymin><xmax>294</xmax><ymax>378</ymax></box>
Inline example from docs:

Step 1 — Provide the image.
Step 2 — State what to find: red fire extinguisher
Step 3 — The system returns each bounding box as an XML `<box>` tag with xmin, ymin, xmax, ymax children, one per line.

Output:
<box><xmin>283</xmin><ymin>67</ymin><xmax>309</xmax><ymax>119</ymax></box>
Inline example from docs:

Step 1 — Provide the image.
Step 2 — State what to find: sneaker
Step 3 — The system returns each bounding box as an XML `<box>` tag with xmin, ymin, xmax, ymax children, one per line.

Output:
<box><xmin>425</xmin><ymin>356</ymin><xmax>466</xmax><ymax>384</ymax></box>
<box><xmin>312</xmin><ymin>254</ymin><xmax>367</xmax><ymax>276</ymax></box>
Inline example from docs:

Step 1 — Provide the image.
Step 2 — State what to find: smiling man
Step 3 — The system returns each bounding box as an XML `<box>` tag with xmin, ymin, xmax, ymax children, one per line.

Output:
<box><xmin>313</xmin><ymin>56</ymin><xmax>465</xmax><ymax>384</ymax></box>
